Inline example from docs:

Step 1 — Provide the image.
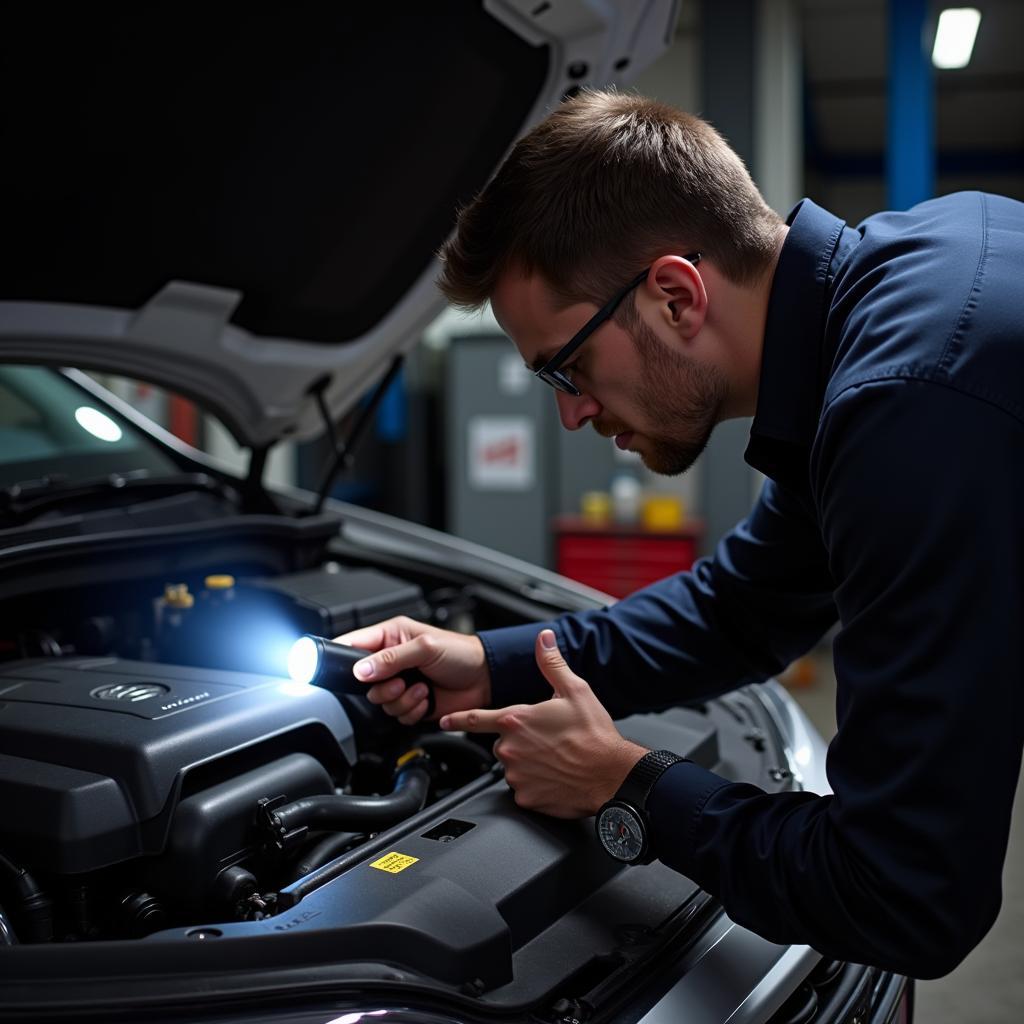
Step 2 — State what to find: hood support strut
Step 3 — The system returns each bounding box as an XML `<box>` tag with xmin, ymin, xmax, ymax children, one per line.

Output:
<box><xmin>312</xmin><ymin>355</ymin><xmax>404</xmax><ymax>515</ymax></box>
<box><xmin>241</xmin><ymin>444</ymin><xmax>280</xmax><ymax>513</ymax></box>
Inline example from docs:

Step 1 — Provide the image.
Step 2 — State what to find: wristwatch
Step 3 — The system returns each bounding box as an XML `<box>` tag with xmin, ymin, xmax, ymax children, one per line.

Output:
<box><xmin>595</xmin><ymin>749</ymin><xmax>687</xmax><ymax>864</ymax></box>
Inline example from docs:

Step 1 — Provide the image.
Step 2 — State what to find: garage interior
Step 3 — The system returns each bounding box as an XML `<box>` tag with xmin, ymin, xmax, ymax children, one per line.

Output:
<box><xmin>5</xmin><ymin>2</ymin><xmax>1021</xmax><ymax>1018</ymax></box>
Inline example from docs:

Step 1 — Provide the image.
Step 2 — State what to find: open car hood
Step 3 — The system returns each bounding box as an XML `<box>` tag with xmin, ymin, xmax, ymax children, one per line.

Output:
<box><xmin>0</xmin><ymin>3</ymin><xmax>677</xmax><ymax>449</ymax></box>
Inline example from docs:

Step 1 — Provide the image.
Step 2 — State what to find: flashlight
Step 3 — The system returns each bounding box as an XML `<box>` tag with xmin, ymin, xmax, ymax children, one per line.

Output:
<box><xmin>287</xmin><ymin>634</ymin><xmax>436</xmax><ymax>718</ymax></box>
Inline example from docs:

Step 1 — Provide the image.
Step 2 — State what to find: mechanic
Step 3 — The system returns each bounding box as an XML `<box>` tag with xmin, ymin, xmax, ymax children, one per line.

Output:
<box><xmin>338</xmin><ymin>90</ymin><xmax>1024</xmax><ymax>979</ymax></box>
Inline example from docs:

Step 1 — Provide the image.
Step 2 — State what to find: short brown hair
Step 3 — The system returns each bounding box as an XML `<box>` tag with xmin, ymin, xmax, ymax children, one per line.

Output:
<box><xmin>437</xmin><ymin>90</ymin><xmax>783</xmax><ymax>314</ymax></box>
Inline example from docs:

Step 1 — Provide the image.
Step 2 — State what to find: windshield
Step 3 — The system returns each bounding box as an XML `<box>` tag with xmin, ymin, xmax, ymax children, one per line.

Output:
<box><xmin>0</xmin><ymin>365</ymin><xmax>179</xmax><ymax>489</ymax></box>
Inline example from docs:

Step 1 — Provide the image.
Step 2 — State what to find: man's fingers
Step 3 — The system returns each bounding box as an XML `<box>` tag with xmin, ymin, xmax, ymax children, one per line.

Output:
<box><xmin>333</xmin><ymin>623</ymin><xmax>388</xmax><ymax>651</ymax></box>
<box><xmin>367</xmin><ymin>679</ymin><xmax>431</xmax><ymax>717</ymax></box>
<box><xmin>440</xmin><ymin>707</ymin><xmax>507</xmax><ymax>733</ymax></box>
<box><xmin>364</xmin><ymin>678</ymin><xmax>407</xmax><ymax>705</ymax></box>
<box><xmin>334</xmin><ymin>615</ymin><xmax>420</xmax><ymax>655</ymax></box>
<box><xmin>349</xmin><ymin>634</ymin><xmax>435</xmax><ymax>684</ymax></box>
<box><xmin>534</xmin><ymin>628</ymin><xmax>585</xmax><ymax>698</ymax></box>
<box><xmin>397</xmin><ymin>698</ymin><xmax>429</xmax><ymax>726</ymax></box>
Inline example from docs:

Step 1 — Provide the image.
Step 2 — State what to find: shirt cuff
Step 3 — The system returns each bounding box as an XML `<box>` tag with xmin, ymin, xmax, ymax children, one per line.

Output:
<box><xmin>478</xmin><ymin>621</ymin><xmax>561</xmax><ymax>709</ymax></box>
<box><xmin>647</xmin><ymin>760</ymin><xmax>730</xmax><ymax>876</ymax></box>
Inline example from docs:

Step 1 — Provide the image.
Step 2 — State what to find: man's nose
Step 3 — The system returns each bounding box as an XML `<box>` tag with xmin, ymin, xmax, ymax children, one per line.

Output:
<box><xmin>554</xmin><ymin>389</ymin><xmax>601</xmax><ymax>430</ymax></box>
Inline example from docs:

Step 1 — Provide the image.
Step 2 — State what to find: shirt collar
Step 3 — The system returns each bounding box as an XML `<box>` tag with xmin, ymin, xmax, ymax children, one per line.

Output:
<box><xmin>744</xmin><ymin>198</ymin><xmax>848</xmax><ymax>488</ymax></box>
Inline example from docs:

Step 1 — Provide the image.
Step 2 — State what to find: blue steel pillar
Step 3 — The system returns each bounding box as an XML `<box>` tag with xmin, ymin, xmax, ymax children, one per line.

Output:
<box><xmin>887</xmin><ymin>0</ymin><xmax>935</xmax><ymax>209</ymax></box>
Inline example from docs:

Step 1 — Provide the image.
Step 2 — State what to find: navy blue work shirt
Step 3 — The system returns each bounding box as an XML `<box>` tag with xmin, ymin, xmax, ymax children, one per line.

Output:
<box><xmin>479</xmin><ymin>193</ymin><xmax>1024</xmax><ymax>980</ymax></box>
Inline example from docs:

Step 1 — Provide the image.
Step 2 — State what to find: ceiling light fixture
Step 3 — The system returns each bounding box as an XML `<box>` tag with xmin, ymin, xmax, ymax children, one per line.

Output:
<box><xmin>932</xmin><ymin>7</ymin><xmax>982</xmax><ymax>69</ymax></box>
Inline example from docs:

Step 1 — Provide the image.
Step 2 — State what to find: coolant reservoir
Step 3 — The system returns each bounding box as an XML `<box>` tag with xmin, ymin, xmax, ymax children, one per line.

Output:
<box><xmin>156</xmin><ymin>583</ymin><xmax>195</xmax><ymax>660</ymax></box>
<box><xmin>200</xmin><ymin>574</ymin><xmax>237</xmax><ymax>619</ymax></box>
<box><xmin>162</xmin><ymin>583</ymin><xmax>194</xmax><ymax>609</ymax></box>
<box><xmin>159</xmin><ymin>583</ymin><xmax>194</xmax><ymax>625</ymax></box>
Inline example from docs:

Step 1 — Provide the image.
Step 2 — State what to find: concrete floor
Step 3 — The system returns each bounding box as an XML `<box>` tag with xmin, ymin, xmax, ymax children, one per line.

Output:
<box><xmin>788</xmin><ymin>650</ymin><xmax>1024</xmax><ymax>1023</ymax></box>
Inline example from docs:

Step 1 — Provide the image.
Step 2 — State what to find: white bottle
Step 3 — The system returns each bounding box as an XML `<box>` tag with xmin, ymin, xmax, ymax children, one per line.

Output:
<box><xmin>610</xmin><ymin>473</ymin><xmax>642</xmax><ymax>525</ymax></box>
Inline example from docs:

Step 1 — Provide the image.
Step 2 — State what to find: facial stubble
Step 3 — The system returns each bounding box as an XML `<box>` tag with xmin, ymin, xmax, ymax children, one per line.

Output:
<box><xmin>627</xmin><ymin>319</ymin><xmax>727</xmax><ymax>476</ymax></box>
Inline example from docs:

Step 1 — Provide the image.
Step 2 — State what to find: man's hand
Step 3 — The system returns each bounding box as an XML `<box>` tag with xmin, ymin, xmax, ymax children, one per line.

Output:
<box><xmin>440</xmin><ymin>629</ymin><xmax>647</xmax><ymax>818</ymax></box>
<box><xmin>333</xmin><ymin>616</ymin><xmax>491</xmax><ymax>725</ymax></box>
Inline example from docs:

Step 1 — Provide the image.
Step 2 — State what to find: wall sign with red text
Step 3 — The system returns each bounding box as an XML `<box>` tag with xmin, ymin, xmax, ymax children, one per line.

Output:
<box><xmin>467</xmin><ymin>416</ymin><xmax>535</xmax><ymax>491</ymax></box>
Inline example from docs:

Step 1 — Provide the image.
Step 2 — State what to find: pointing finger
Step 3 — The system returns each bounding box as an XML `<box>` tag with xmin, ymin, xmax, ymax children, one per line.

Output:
<box><xmin>440</xmin><ymin>707</ymin><xmax>507</xmax><ymax>733</ymax></box>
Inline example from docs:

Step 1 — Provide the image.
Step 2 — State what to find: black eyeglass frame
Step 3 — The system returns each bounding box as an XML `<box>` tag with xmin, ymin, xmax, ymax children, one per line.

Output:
<box><xmin>533</xmin><ymin>253</ymin><xmax>702</xmax><ymax>396</ymax></box>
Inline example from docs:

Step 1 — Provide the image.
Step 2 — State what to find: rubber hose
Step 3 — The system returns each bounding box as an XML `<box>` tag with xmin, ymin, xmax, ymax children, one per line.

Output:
<box><xmin>415</xmin><ymin>732</ymin><xmax>494</xmax><ymax>774</ymax></box>
<box><xmin>0</xmin><ymin>852</ymin><xmax>51</xmax><ymax>942</ymax></box>
<box><xmin>290</xmin><ymin>831</ymin><xmax>364</xmax><ymax>882</ymax></box>
<box><xmin>275</xmin><ymin>766</ymin><xmax>430</xmax><ymax>835</ymax></box>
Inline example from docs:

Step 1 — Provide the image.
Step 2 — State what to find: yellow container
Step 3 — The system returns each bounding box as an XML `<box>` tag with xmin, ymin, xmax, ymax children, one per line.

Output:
<box><xmin>580</xmin><ymin>490</ymin><xmax>612</xmax><ymax>526</ymax></box>
<box><xmin>641</xmin><ymin>494</ymin><xmax>685</xmax><ymax>531</ymax></box>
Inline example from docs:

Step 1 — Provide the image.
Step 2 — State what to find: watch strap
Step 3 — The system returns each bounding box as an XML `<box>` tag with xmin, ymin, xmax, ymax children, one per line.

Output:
<box><xmin>615</xmin><ymin>749</ymin><xmax>687</xmax><ymax>811</ymax></box>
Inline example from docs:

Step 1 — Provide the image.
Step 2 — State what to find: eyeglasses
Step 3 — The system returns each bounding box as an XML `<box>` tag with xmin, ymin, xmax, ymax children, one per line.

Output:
<box><xmin>533</xmin><ymin>253</ymin><xmax>702</xmax><ymax>396</ymax></box>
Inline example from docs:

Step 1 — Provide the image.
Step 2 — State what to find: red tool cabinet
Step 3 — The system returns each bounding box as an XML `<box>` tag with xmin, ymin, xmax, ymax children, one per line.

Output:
<box><xmin>553</xmin><ymin>517</ymin><xmax>703</xmax><ymax>598</ymax></box>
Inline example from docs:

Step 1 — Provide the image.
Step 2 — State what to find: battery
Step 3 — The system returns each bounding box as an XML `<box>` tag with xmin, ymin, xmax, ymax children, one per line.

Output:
<box><xmin>241</xmin><ymin>566</ymin><xmax>430</xmax><ymax>639</ymax></box>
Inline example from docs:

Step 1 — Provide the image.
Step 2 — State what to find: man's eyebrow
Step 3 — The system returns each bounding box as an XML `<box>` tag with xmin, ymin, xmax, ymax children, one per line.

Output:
<box><xmin>526</xmin><ymin>348</ymin><xmax>558</xmax><ymax>373</ymax></box>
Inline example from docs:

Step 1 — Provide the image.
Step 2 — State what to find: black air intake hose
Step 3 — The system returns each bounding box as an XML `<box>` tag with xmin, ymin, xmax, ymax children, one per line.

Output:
<box><xmin>261</xmin><ymin>754</ymin><xmax>431</xmax><ymax>851</ymax></box>
<box><xmin>0</xmin><ymin>853</ymin><xmax>51</xmax><ymax>943</ymax></box>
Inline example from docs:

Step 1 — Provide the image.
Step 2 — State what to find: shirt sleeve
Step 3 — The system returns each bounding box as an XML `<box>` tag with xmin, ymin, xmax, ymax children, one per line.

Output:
<box><xmin>481</xmin><ymin>474</ymin><xmax>837</xmax><ymax>715</ymax></box>
<box><xmin>648</xmin><ymin>380</ymin><xmax>1024</xmax><ymax>979</ymax></box>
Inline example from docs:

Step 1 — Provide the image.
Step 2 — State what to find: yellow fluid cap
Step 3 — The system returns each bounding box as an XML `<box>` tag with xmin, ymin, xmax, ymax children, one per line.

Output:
<box><xmin>163</xmin><ymin>583</ymin><xmax>195</xmax><ymax>609</ymax></box>
<box><xmin>397</xmin><ymin>747</ymin><xmax>427</xmax><ymax>769</ymax></box>
<box><xmin>204</xmin><ymin>574</ymin><xmax>236</xmax><ymax>590</ymax></box>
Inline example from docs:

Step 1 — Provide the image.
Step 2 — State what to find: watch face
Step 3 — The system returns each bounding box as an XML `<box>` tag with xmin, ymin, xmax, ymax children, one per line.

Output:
<box><xmin>597</xmin><ymin>804</ymin><xmax>646</xmax><ymax>862</ymax></box>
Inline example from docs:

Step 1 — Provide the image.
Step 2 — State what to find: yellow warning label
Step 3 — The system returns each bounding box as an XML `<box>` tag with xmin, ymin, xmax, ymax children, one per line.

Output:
<box><xmin>369</xmin><ymin>852</ymin><xmax>419</xmax><ymax>874</ymax></box>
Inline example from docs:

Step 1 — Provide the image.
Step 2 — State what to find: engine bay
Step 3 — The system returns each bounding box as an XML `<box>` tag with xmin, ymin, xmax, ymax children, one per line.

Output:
<box><xmin>0</xmin><ymin>514</ymin><xmax>791</xmax><ymax>1006</ymax></box>
<box><xmin>0</xmin><ymin>556</ymin><xmax>494</xmax><ymax>941</ymax></box>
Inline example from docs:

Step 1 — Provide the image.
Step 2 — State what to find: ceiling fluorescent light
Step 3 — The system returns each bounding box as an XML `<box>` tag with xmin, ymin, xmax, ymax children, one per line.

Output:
<box><xmin>932</xmin><ymin>7</ymin><xmax>982</xmax><ymax>69</ymax></box>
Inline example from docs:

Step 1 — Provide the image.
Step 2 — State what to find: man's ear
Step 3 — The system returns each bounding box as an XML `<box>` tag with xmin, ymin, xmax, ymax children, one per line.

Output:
<box><xmin>645</xmin><ymin>255</ymin><xmax>707</xmax><ymax>340</ymax></box>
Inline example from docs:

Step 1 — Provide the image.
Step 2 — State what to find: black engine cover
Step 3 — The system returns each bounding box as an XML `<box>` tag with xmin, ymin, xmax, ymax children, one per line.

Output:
<box><xmin>0</xmin><ymin>657</ymin><xmax>354</xmax><ymax>873</ymax></box>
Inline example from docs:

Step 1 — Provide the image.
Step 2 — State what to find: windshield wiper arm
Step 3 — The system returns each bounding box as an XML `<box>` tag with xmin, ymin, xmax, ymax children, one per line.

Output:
<box><xmin>0</xmin><ymin>471</ymin><xmax>232</xmax><ymax>525</ymax></box>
